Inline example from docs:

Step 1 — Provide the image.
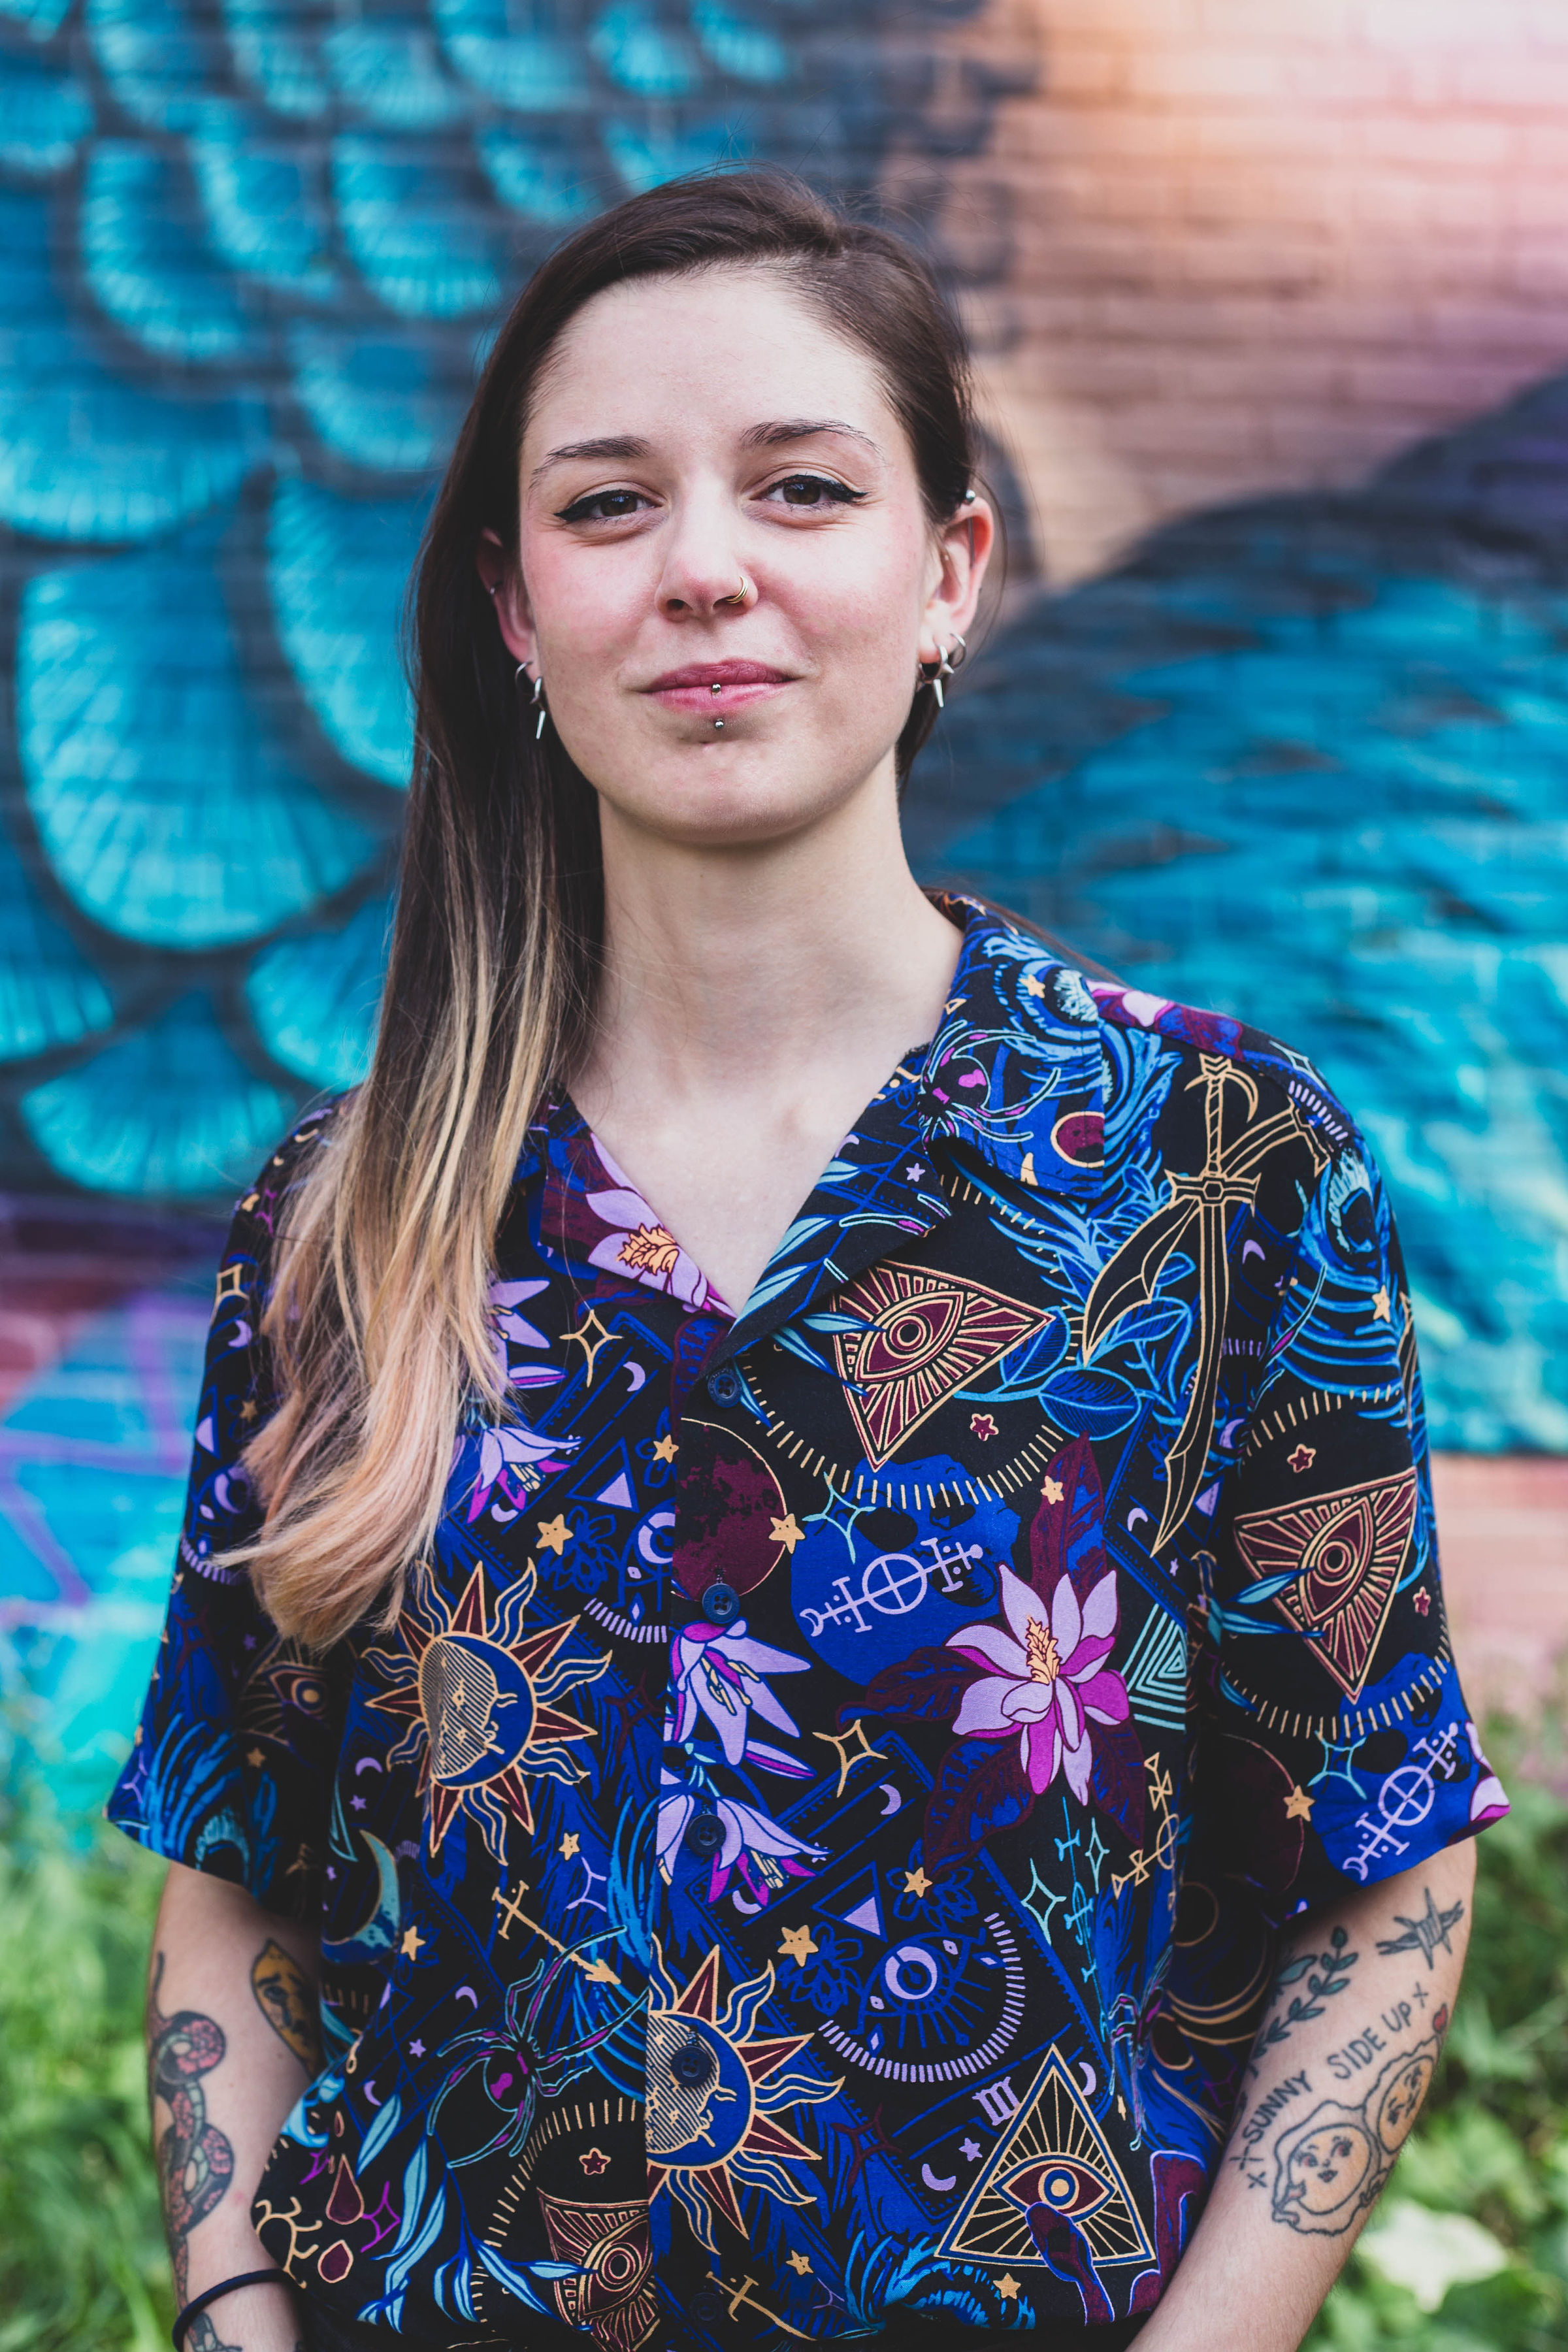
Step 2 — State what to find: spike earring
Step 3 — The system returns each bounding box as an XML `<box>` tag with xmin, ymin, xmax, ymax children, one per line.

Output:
<box><xmin>917</xmin><ymin>640</ymin><xmax>960</xmax><ymax>710</ymax></box>
<box><xmin>517</xmin><ymin>662</ymin><xmax>548</xmax><ymax>740</ymax></box>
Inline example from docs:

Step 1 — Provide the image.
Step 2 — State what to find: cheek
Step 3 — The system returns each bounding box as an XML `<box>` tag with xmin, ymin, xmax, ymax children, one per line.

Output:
<box><xmin>523</xmin><ymin>543</ymin><xmax>642</xmax><ymax>676</ymax></box>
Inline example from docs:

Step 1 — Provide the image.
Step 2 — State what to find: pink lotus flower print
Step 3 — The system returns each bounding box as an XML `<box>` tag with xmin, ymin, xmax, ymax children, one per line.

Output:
<box><xmin>585</xmin><ymin>1142</ymin><xmax>729</xmax><ymax>1312</ymax></box>
<box><xmin>947</xmin><ymin>1560</ymin><xmax>1129</xmax><ymax>1803</ymax></box>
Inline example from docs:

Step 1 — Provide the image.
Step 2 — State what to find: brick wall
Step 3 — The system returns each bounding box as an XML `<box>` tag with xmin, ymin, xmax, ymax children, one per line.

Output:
<box><xmin>932</xmin><ymin>0</ymin><xmax>1568</xmax><ymax>580</ymax></box>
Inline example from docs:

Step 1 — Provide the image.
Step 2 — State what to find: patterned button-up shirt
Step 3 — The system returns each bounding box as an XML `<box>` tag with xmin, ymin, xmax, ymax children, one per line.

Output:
<box><xmin>110</xmin><ymin>901</ymin><xmax>1503</xmax><ymax>2349</ymax></box>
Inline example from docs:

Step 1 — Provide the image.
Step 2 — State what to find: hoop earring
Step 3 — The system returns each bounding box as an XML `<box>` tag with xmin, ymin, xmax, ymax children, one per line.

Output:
<box><xmin>916</xmin><ymin>640</ymin><xmax>959</xmax><ymax>710</ymax></box>
<box><xmin>517</xmin><ymin>661</ymin><xmax>548</xmax><ymax>741</ymax></box>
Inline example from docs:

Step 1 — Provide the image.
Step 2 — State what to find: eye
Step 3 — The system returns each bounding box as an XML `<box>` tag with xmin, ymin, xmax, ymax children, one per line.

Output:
<box><xmin>554</xmin><ymin>487</ymin><xmax>649</xmax><ymax>523</ymax></box>
<box><xmin>764</xmin><ymin>473</ymin><xmax>865</xmax><ymax>509</ymax></box>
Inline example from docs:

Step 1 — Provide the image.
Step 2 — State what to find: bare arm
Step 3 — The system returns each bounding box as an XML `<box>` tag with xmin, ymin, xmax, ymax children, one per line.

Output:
<box><xmin>148</xmin><ymin>1861</ymin><xmax>322</xmax><ymax>2352</ymax></box>
<box><xmin>1139</xmin><ymin>1838</ymin><xmax>1477</xmax><ymax>2352</ymax></box>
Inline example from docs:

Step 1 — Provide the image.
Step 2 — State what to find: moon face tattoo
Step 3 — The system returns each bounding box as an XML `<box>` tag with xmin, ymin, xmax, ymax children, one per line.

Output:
<box><xmin>1271</xmin><ymin>2014</ymin><xmax>1446</xmax><ymax>2236</ymax></box>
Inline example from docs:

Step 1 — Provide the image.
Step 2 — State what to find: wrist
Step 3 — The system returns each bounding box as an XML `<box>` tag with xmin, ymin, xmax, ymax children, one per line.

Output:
<box><xmin>174</xmin><ymin>2270</ymin><xmax>299</xmax><ymax>2352</ymax></box>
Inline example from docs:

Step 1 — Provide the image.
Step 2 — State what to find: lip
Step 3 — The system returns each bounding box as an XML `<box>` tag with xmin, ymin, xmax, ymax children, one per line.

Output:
<box><xmin>644</xmin><ymin>658</ymin><xmax>793</xmax><ymax>714</ymax></box>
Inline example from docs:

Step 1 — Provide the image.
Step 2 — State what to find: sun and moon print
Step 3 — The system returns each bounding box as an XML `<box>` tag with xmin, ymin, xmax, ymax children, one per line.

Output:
<box><xmin>108</xmin><ymin>900</ymin><xmax>1505</xmax><ymax>2348</ymax></box>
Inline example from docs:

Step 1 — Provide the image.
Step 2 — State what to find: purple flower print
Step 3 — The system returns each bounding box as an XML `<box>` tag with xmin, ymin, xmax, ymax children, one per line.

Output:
<box><xmin>584</xmin><ymin>1142</ymin><xmax>729</xmax><ymax>1312</ymax></box>
<box><xmin>464</xmin><ymin>1421</ymin><xmax>579</xmax><ymax>1523</ymax></box>
<box><xmin>670</xmin><ymin>1620</ymin><xmax>812</xmax><ymax>1769</ymax></box>
<box><xmin>946</xmin><ymin>1560</ymin><xmax>1130</xmax><ymax>1803</ymax></box>
<box><xmin>655</xmin><ymin>1781</ymin><xmax>824</xmax><ymax>1903</ymax></box>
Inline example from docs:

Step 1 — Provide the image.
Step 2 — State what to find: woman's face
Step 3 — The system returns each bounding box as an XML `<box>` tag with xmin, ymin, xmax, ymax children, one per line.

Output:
<box><xmin>485</xmin><ymin>266</ymin><xmax>991</xmax><ymax>853</ymax></box>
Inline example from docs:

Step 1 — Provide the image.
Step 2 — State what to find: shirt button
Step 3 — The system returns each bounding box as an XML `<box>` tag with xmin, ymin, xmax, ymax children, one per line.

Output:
<box><xmin>684</xmin><ymin>1810</ymin><xmax>725</xmax><ymax>1857</ymax></box>
<box><xmin>706</xmin><ymin>1365</ymin><xmax>742</xmax><ymax>1407</ymax></box>
<box><xmin>670</xmin><ymin>2038</ymin><xmax>714</xmax><ymax>2088</ymax></box>
<box><xmin>692</xmin><ymin>2286</ymin><xmax>723</xmax><ymax>2323</ymax></box>
<box><xmin>702</xmin><ymin>1581</ymin><xmax>740</xmax><ymax>1624</ymax></box>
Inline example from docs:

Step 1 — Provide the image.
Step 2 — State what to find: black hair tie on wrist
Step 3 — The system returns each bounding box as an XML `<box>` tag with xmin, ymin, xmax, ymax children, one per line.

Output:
<box><xmin>172</xmin><ymin>2268</ymin><xmax>291</xmax><ymax>2350</ymax></box>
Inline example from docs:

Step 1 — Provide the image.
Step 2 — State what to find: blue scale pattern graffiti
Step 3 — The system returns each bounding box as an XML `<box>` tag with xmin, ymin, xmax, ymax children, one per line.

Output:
<box><xmin>927</xmin><ymin>379</ymin><xmax>1568</xmax><ymax>1454</ymax></box>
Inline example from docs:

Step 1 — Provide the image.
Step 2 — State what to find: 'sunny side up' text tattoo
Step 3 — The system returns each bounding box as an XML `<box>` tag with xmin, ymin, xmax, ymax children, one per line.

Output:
<box><xmin>1271</xmin><ymin>2004</ymin><xmax>1450</xmax><ymax>2238</ymax></box>
<box><xmin>147</xmin><ymin>1951</ymin><xmax>236</xmax><ymax>2302</ymax></box>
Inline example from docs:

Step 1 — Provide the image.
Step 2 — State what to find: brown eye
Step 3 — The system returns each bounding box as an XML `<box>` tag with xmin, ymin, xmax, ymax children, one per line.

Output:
<box><xmin>556</xmin><ymin>489</ymin><xmax>646</xmax><ymax>523</ymax></box>
<box><xmin>772</xmin><ymin>474</ymin><xmax>862</xmax><ymax>508</ymax></box>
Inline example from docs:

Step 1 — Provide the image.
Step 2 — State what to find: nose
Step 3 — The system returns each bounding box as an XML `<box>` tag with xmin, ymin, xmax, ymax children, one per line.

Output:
<box><xmin>653</xmin><ymin>492</ymin><xmax>749</xmax><ymax>618</ymax></box>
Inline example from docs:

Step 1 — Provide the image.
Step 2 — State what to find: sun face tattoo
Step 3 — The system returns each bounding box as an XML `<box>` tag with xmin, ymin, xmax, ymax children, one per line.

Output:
<box><xmin>1270</xmin><ymin>2006</ymin><xmax>1449</xmax><ymax>2237</ymax></box>
<box><xmin>146</xmin><ymin>1952</ymin><xmax>236</xmax><ymax>2300</ymax></box>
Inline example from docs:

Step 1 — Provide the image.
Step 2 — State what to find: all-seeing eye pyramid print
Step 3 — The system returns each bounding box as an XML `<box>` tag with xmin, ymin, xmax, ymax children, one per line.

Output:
<box><xmin>1231</xmin><ymin>1467</ymin><xmax>1419</xmax><ymax>1701</ymax></box>
<box><xmin>938</xmin><ymin>2046</ymin><xmax>1154</xmax><ymax>2272</ymax></box>
<box><xmin>830</xmin><ymin>1261</ymin><xmax>1049</xmax><ymax>1467</ymax></box>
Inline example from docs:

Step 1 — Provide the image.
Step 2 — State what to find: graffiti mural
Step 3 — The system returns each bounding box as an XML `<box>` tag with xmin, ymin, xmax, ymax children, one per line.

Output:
<box><xmin>2</xmin><ymin>0</ymin><xmax>1567</xmax><ymax>1780</ymax></box>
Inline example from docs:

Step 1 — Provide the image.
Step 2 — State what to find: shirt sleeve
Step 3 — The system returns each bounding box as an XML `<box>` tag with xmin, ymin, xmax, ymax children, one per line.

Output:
<box><xmin>1195</xmin><ymin>1115</ymin><xmax>1508</xmax><ymax>1924</ymax></box>
<box><xmin>106</xmin><ymin>1115</ymin><xmax>348</xmax><ymax>1921</ymax></box>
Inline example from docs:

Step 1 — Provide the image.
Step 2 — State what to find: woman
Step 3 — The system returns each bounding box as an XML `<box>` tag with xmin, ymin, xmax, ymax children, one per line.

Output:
<box><xmin>112</xmin><ymin>172</ymin><xmax>1501</xmax><ymax>2352</ymax></box>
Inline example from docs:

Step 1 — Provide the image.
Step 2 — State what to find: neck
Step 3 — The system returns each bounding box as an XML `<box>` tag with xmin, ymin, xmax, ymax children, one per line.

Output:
<box><xmin>580</xmin><ymin>768</ymin><xmax>960</xmax><ymax>1105</ymax></box>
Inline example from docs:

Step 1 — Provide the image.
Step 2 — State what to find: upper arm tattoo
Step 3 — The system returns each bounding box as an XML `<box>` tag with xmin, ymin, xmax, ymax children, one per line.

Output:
<box><xmin>1248</xmin><ymin>1923</ymin><xmax>1360</xmax><ymax>2076</ymax></box>
<box><xmin>1374</xmin><ymin>1884</ymin><xmax>1465</xmax><ymax>1970</ymax></box>
<box><xmin>146</xmin><ymin>1952</ymin><xmax>236</xmax><ymax>2301</ymax></box>
<box><xmin>252</xmin><ymin>1938</ymin><xmax>323</xmax><ymax>2076</ymax></box>
<box><xmin>1271</xmin><ymin>2004</ymin><xmax>1449</xmax><ymax>2237</ymax></box>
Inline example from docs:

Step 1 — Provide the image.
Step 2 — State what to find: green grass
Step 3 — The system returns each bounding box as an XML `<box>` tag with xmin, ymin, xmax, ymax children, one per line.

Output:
<box><xmin>1</xmin><ymin>1733</ymin><xmax>1563</xmax><ymax>2352</ymax></box>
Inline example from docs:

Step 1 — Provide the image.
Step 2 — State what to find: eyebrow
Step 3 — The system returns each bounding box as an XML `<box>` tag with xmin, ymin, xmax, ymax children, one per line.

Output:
<box><xmin>531</xmin><ymin>416</ymin><xmax>882</xmax><ymax>485</ymax></box>
<box><xmin>532</xmin><ymin>434</ymin><xmax>649</xmax><ymax>483</ymax></box>
<box><xmin>742</xmin><ymin>417</ymin><xmax>881</xmax><ymax>455</ymax></box>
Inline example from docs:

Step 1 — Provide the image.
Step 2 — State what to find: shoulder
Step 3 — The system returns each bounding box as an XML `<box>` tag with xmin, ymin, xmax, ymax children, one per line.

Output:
<box><xmin>1085</xmin><ymin>975</ymin><xmax>1359</xmax><ymax>1164</ymax></box>
<box><xmin>224</xmin><ymin>1095</ymin><xmax>351</xmax><ymax>1290</ymax></box>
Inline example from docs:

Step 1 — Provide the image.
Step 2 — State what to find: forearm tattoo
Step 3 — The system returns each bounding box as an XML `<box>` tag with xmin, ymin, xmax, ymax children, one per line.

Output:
<box><xmin>146</xmin><ymin>1952</ymin><xmax>236</xmax><ymax>2301</ymax></box>
<box><xmin>1232</xmin><ymin>1880</ymin><xmax>1465</xmax><ymax>2236</ymax></box>
<box><xmin>184</xmin><ymin>2316</ymin><xmax>242</xmax><ymax>2352</ymax></box>
<box><xmin>1271</xmin><ymin>2002</ymin><xmax>1450</xmax><ymax>2235</ymax></box>
<box><xmin>252</xmin><ymin>1938</ymin><xmax>323</xmax><ymax>2076</ymax></box>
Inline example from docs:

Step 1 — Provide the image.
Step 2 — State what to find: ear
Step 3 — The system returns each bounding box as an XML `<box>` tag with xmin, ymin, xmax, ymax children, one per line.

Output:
<box><xmin>477</xmin><ymin>527</ymin><xmax>538</xmax><ymax>670</ymax></box>
<box><xmin>917</xmin><ymin>496</ymin><xmax>996</xmax><ymax>668</ymax></box>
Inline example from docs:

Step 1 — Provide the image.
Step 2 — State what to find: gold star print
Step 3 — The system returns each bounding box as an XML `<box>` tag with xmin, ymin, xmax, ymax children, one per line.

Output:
<box><xmin>1288</xmin><ymin>1443</ymin><xmax>1316</xmax><ymax>1475</ymax></box>
<box><xmin>771</xmin><ymin>1512</ymin><xmax>805</xmax><ymax>1554</ymax></box>
<box><xmin>562</xmin><ymin>1305</ymin><xmax>613</xmax><ymax>1382</ymax></box>
<box><xmin>579</xmin><ymin>2148</ymin><xmax>611</xmax><ymax>2176</ymax></box>
<box><xmin>536</xmin><ymin>1514</ymin><xmax>574</xmax><ymax>1555</ymax></box>
<box><xmin>652</xmin><ymin>1432</ymin><xmax>678</xmax><ymax>1463</ymax></box>
<box><xmin>1022</xmin><ymin>974</ymin><xmax>1048</xmax><ymax>998</ymax></box>
<box><xmin>904</xmin><ymin>1867</ymin><xmax>932</xmax><ymax>1899</ymax></box>
<box><xmin>239</xmin><ymin>1398</ymin><xmax>257</xmax><ymax>1422</ymax></box>
<box><xmin>214</xmin><ymin>1261</ymin><xmax>247</xmax><ymax>1304</ymax></box>
<box><xmin>778</xmin><ymin>1925</ymin><xmax>818</xmax><ymax>1966</ymax></box>
<box><xmin>1043</xmin><ymin>1476</ymin><xmax>1065</xmax><ymax>1504</ymax></box>
<box><xmin>787</xmin><ymin>2254</ymin><xmax>812</xmax><ymax>2277</ymax></box>
<box><xmin>996</xmin><ymin>2274</ymin><xmax>1020</xmax><ymax>2302</ymax></box>
<box><xmin>559</xmin><ymin>1832</ymin><xmax>581</xmax><ymax>1858</ymax></box>
<box><xmin>400</xmin><ymin>1925</ymin><xmax>425</xmax><ymax>1959</ymax></box>
<box><xmin>813</xmin><ymin>1719</ymin><xmax>887</xmax><ymax>1795</ymax></box>
<box><xmin>1373</xmin><ymin>1286</ymin><xmax>1392</xmax><ymax>1321</ymax></box>
<box><xmin>1285</xmin><ymin>1784</ymin><xmax>1315</xmax><ymax>1821</ymax></box>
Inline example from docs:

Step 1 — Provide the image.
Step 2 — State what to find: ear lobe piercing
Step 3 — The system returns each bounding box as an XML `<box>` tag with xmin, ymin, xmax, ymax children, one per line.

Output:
<box><xmin>916</xmin><ymin>634</ymin><xmax>966</xmax><ymax>709</ymax></box>
<box><xmin>517</xmin><ymin>662</ymin><xmax>548</xmax><ymax>740</ymax></box>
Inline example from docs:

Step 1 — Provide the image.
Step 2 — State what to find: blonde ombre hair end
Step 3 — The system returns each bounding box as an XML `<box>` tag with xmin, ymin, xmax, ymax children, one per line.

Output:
<box><xmin>231</xmin><ymin>169</ymin><xmax>978</xmax><ymax>1648</ymax></box>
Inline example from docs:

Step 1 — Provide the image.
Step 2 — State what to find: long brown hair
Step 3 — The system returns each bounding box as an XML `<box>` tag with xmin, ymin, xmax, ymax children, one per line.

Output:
<box><xmin>238</xmin><ymin>169</ymin><xmax>980</xmax><ymax>1647</ymax></box>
